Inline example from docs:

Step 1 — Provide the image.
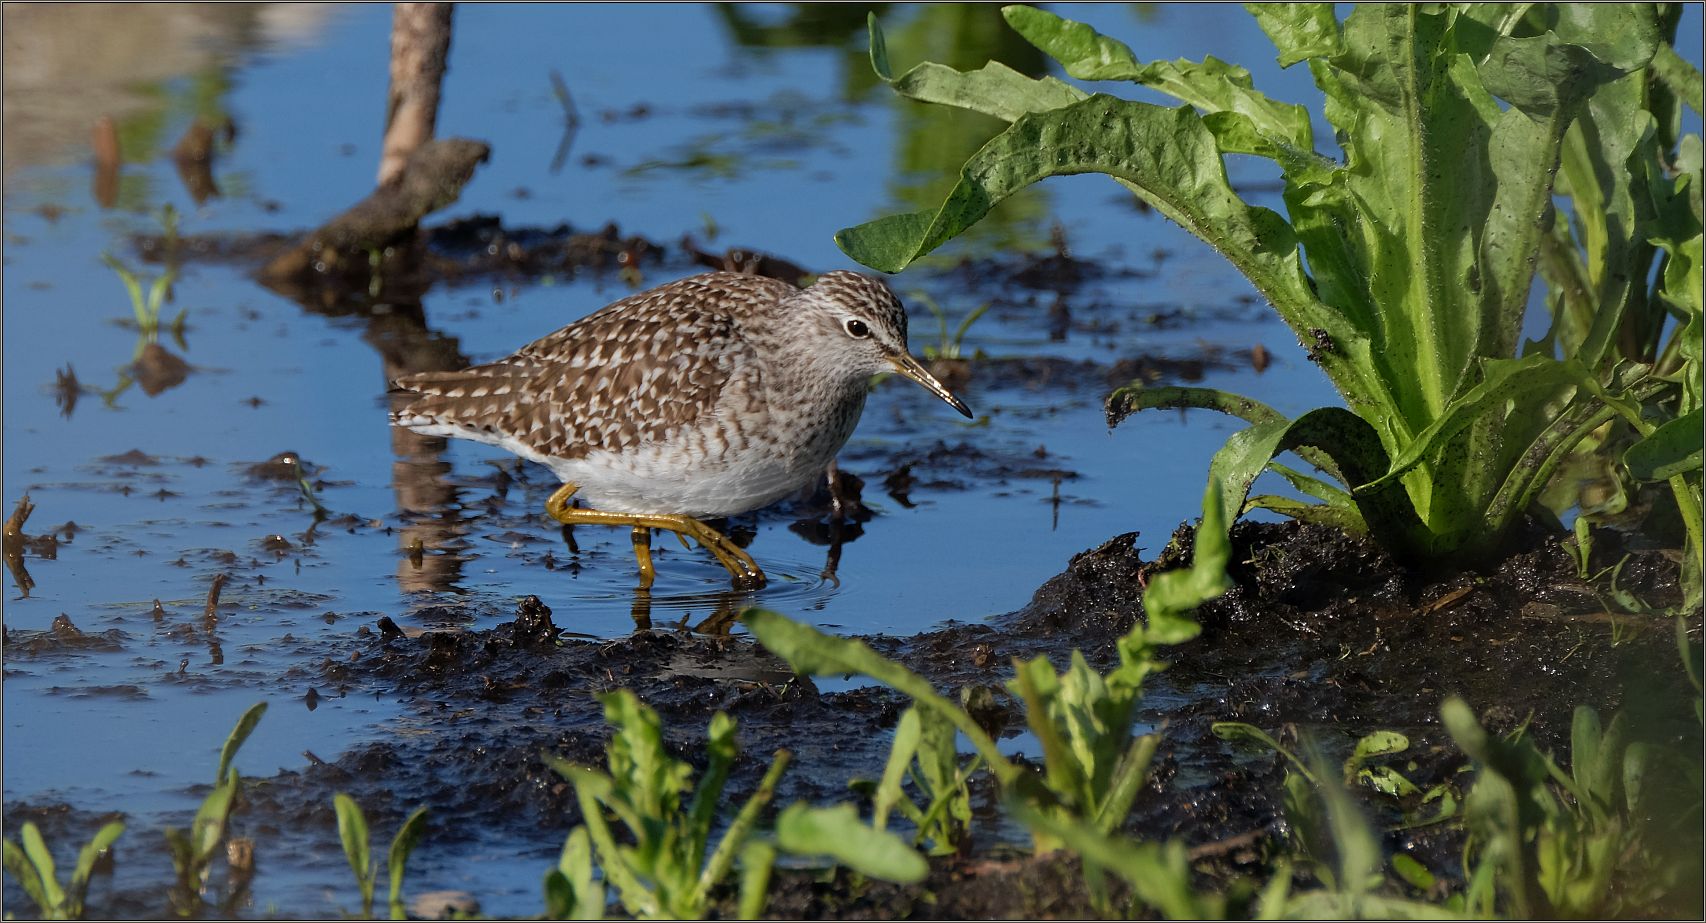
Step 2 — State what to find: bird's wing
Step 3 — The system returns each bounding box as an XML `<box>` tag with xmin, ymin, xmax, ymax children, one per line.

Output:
<box><xmin>392</xmin><ymin>273</ymin><xmax>794</xmax><ymax>460</ymax></box>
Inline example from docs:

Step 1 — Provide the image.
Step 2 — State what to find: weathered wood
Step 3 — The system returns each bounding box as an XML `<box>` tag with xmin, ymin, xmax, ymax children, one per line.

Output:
<box><xmin>378</xmin><ymin>3</ymin><xmax>455</xmax><ymax>187</ymax></box>
<box><xmin>259</xmin><ymin>137</ymin><xmax>489</xmax><ymax>282</ymax></box>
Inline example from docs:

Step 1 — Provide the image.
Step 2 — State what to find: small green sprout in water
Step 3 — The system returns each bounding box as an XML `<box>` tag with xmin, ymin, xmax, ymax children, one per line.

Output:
<box><xmin>101</xmin><ymin>252</ymin><xmax>180</xmax><ymax>360</ymax></box>
<box><xmin>910</xmin><ymin>291</ymin><xmax>990</xmax><ymax>362</ymax></box>
<box><xmin>164</xmin><ymin>701</ymin><xmax>267</xmax><ymax>917</ymax></box>
<box><xmin>333</xmin><ymin>794</ymin><xmax>429</xmax><ymax>920</ymax></box>
<box><xmin>1</xmin><ymin>819</ymin><xmax>126</xmax><ymax>920</ymax></box>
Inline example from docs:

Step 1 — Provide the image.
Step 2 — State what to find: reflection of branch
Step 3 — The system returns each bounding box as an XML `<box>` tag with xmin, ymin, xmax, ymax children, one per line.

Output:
<box><xmin>92</xmin><ymin>116</ymin><xmax>120</xmax><ymax>210</ymax></box>
<box><xmin>172</xmin><ymin>120</ymin><xmax>222</xmax><ymax>204</ymax></box>
<box><xmin>5</xmin><ymin>496</ymin><xmax>37</xmax><ymax>598</ymax></box>
<box><xmin>548</xmin><ymin>70</ymin><xmax>582</xmax><ymax>175</ymax></box>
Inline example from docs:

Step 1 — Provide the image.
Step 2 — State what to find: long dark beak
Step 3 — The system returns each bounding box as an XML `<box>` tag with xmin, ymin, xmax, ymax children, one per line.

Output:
<box><xmin>888</xmin><ymin>352</ymin><xmax>973</xmax><ymax>418</ymax></box>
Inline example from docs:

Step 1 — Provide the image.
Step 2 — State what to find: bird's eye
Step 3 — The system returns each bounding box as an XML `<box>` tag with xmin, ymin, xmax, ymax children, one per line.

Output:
<box><xmin>844</xmin><ymin>318</ymin><xmax>871</xmax><ymax>339</ymax></box>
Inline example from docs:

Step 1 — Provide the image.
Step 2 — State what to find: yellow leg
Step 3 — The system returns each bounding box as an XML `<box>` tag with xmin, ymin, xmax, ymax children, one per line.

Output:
<box><xmin>631</xmin><ymin>526</ymin><xmax>655</xmax><ymax>590</ymax></box>
<box><xmin>544</xmin><ymin>483</ymin><xmax>765</xmax><ymax>588</ymax></box>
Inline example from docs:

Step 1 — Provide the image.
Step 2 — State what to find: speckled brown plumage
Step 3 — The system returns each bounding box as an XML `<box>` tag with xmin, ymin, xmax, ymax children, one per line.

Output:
<box><xmin>394</xmin><ymin>272</ymin><xmax>793</xmax><ymax>461</ymax></box>
<box><xmin>391</xmin><ymin>269</ymin><xmax>967</xmax><ymax>520</ymax></box>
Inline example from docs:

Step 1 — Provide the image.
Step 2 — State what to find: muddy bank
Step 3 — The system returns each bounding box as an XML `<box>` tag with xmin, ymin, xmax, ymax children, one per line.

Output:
<box><xmin>12</xmin><ymin>516</ymin><xmax>1689</xmax><ymax>918</ymax></box>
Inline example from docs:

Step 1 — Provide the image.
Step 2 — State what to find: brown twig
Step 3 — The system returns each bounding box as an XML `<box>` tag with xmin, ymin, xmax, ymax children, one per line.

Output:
<box><xmin>203</xmin><ymin>573</ymin><xmax>229</xmax><ymax>630</ymax></box>
<box><xmin>1187</xmin><ymin>828</ymin><xmax>1270</xmax><ymax>862</ymax></box>
<box><xmin>4</xmin><ymin>494</ymin><xmax>35</xmax><ymax>542</ymax></box>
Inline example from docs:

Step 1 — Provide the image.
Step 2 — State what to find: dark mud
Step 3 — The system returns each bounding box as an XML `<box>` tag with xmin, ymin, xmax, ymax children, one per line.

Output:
<box><xmin>16</xmin><ymin>516</ymin><xmax>1688</xmax><ymax>918</ymax></box>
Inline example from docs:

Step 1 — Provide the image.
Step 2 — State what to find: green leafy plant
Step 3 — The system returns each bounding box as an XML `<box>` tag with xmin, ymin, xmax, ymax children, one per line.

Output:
<box><xmin>1441</xmin><ymin>697</ymin><xmax>1705</xmax><ymax>918</ymax></box>
<box><xmin>1213</xmin><ymin>723</ymin><xmax>1459</xmax><ymax>828</ymax></box>
<box><xmin>745</xmin><ymin>483</ymin><xmax>1231</xmax><ymax>912</ymax></box>
<box><xmin>333</xmin><ymin>794</ymin><xmax>429</xmax><ymax>919</ymax></box>
<box><xmin>1268</xmin><ymin>744</ymin><xmax>1475</xmax><ymax>919</ymax></box>
<box><xmin>101</xmin><ymin>253</ymin><xmax>182</xmax><ymax>361</ymax></box>
<box><xmin>546</xmin><ymin>691</ymin><xmax>925</xmax><ymax>920</ymax></box>
<box><xmin>838</xmin><ymin>5</ymin><xmax>1703</xmax><ymax>599</ymax></box>
<box><xmin>855</xmin><ymin>704</ymin><xmax>981</xmax><ymax>855</ymax></box>
<box><xmin>164</xmin><ymin>701</ymin><xmax>266</xmax><ymax>917</ymax></box>
<box><xmin>1</xmin><ymin>820</ymin><xmax>125</xmax><ymax>920</ymax></box>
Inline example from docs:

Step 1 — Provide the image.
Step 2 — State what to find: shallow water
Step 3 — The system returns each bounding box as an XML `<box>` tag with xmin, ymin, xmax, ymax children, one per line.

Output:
<box><xmin>3</xmin><ymin>3</ymin><xmax>1698</xmax><ymax>916</ymax></box>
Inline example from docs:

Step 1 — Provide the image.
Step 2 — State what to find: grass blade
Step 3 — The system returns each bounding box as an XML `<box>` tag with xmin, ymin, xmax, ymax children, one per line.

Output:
<box><xmin>693</xmin><ymin>749</ymin><xmax>791</xmax><ymax>906</ymax></box>
<box><xmin>387</xmin><ymin>807</ymin><xmax>428</xmax><ymax>920</ymax></box>
<box><xmin>333</xmin><ymin>794</ymin><xmax>373</xmax><ymax>916</ymax></box>
<box><xmin>216</xmin><ymin>702</ymin><xmax>268</xmax><ymax>784</ymax></box>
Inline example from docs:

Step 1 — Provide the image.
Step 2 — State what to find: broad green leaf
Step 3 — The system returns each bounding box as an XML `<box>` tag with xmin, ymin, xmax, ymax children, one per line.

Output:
<box><xmin>71</xmin><ymin>821</ymin><xmax>125</xmax><ymax>895</ymax></box>
<box><xmin>1344</xmin><ymin>730</ymin><xmax>1410</xmax><ymax>782</ymax></box>
<box><xmin>192</xmin><ymin>777</ymin><xmax>237</xmax><ymax>862</ymax></box>
<box><xmin>333</xmin><ymin>793</ymin><xmax>373</xmax><ymax>909</ymax></box>
<box><xmin>20</xmin><ymin>823</ymin><xmax>65</xmax><ymax>914</ymax></box>
<box><xmin>1362</xmin><ymin>354</ymin><xmax>1593</xmax><ymax>493</ymax></box>
<box><xmin>216</xmin><ymin>702</ymin><xmax>268</xmax><ymax>785</ymax></box>
<box><xmin>868</xmin><ymin>12</ymin><xmax>1084</xmax><ymax>123</ymax></box>
<box><xmin>1244</xmin><ymin>3</ymin><xmax>1340</xmax><ymax>67</ymax></box>
<box><xmin>1000</xmin><ymin>5</ymin><xmax>1142</xmax><ymax>80</ymax></box>
<box><xmin>1207</xmin><ymin>409</ymin><xmax>1424</xmax><ymax>554</ymax></box>
<box><xmin>1652</xmin><ymin>42</ymin><xmax>1705</xmax><ymax>115</ymax></box>
<box><xmin>1624</xmin><ymin>408</ymin><xmax>1703</xmax><ymax>480</ymax></box>
<box><xmin>834</xmin><ymin>95</ymin><xmax>1329</xmax><ymax>352</ymax></box>
<box><xmin>1476</xmin><ymin>37</ymin><xmax>1623</xmax><ymax>377</ymax></box>
<box><xmin>552</xmin><ymin>827</ymin><xmax>602</xmax><ymax>921</ymax></box>
<box><xmin>1391</xmin><ymin>852</ymin><xmax>1437</xmax><ymax>891</ymax></box>
<box><xmin>774</xmin><ymin>803</ymin><xmax>928</xmax><ymax>883</ymax></box>
<box><xmin>1542</xmin><ymin>4</ymin><xmax>1661</xmax><ymax>73</ymax></box>
<box><xmin>1003</xmin><ymin>6</ymin><xmax>1312</xmax><ymax>147</ymax></box>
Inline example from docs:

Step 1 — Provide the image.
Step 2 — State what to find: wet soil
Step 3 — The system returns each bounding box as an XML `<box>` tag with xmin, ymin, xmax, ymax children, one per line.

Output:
<box><xmin>15</xmin><ymin>514</ymin><xmax>1690</xmax><ymax>918</ymax></box>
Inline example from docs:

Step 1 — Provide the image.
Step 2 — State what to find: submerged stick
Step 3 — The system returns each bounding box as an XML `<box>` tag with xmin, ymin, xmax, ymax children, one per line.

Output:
<box><xmin>204</xmin><ymin>572</ymin><xmax>229</xmax><ymax>630</ymax></box>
